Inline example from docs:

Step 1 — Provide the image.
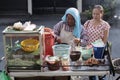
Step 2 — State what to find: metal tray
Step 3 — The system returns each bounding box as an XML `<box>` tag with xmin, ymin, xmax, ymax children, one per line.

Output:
<box><xmin>7</xmin><ymin>65</ymin><xmax>41</xmax><ymax>72</ymax></box>
<box><xmin>70</xmin><ymin>60</ymin><xmax>110</xmax><ymax>71</ymax></box>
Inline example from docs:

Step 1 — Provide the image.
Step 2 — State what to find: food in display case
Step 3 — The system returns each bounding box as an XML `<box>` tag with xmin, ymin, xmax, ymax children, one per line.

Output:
<box><xmin>8</xmin><ymin>58</ymin><xmax>35</xmax><ymax>66</ymax></box>
<box><xmin>6</xmin><ymin>45</ymin><xmax>41</xmax><ymax>70</ymax></box>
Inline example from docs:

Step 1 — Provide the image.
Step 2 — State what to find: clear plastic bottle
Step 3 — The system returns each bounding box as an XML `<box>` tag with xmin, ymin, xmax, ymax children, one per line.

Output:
<box><xmin>61</xmin><ymin>55</ymin><xmax>70</xmax><ymax>71</ymax></box>
<box><xmin>80</xmin><ymin>39</ymin><xmax>87</xmax><ymax>47</ymax></box>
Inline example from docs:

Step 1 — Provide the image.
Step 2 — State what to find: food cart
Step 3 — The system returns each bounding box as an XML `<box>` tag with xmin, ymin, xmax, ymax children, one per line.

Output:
<box><xmin>2</xmin><ymin>25</ymin><xmax>113</xmax><ymax>80</ymax></box>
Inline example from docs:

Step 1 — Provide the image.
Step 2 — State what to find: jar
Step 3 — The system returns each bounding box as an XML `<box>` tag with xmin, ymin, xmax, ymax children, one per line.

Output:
<box><xmin>45</xmin><ymin>56</ymin><xmax>60</xmax><ymax>71</ymax></box>
<box><xmin>61</xmin><ymin>56</ymin><xmax>70</xmax><ymax>71</ymax></box>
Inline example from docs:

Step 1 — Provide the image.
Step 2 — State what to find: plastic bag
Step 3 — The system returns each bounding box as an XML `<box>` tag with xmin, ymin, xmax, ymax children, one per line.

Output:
<box><xmin>0</xmin><ymin>71</ymin><xmax>12</xmax><ymax>80</ymax></box>
<box><xmin>91</xmin><ymin>39</ymin><xmax>105</xmax><ymax>47</ymax></box>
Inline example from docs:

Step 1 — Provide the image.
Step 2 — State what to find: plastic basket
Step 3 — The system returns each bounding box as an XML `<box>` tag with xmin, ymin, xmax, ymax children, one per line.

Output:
<box><xmin>112</xmin><ymin>58</ymin><xmax>120</xmax><ymax>74</ymax></box>
<box><xmin>21</xmin><ymin>39</ymin><xmax>39</xmax><ymax>52</ymax></box>
<box><xmin>52</xmin><ymin>44</ymin><xmax>71</xmax><ymax>57</ymax></box>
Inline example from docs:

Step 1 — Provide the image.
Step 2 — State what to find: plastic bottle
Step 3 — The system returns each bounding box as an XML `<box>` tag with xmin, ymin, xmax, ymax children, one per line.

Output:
<box><xmin>61</xmin><ymin>55</ymin><xmax>70</xmax><ymax>71</ymax></box>
<box><xmin>80</xmin><ymin>39</ymin><xmax>87</xmax><ymax>47</ymax></box>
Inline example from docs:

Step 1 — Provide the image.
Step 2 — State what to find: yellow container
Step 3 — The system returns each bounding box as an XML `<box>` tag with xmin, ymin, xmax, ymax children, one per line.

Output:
<box><xmin>21</xmin><ymin>39</ymin><xmax>39</xmax><ymax>52</ymax></box>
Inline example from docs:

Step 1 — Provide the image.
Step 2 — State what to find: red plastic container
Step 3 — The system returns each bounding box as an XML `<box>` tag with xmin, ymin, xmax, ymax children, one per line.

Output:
<box><xmin>44</xmin><ymin>28</ymin><xmax>54</xmax><ymax>56</ymax></box>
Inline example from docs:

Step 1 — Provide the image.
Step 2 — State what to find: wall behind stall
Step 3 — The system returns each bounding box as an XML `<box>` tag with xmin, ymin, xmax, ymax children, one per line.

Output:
<box><xmin>0</xmin><ymin>0</ymin><xmax>28</xmax><ymax>15</ymax></box>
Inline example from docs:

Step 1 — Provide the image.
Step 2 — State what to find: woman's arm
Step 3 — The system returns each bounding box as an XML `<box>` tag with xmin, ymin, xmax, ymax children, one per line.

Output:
<box><xmin>102</xmin><ymin>29</ymin><xmax>109</xmax><ymax>44</ymax></box>
<box><xmin>53</xmin><ymin>21</ymin><xmax>63</xmax><ymax>37</ymax></box>
<box><xmin>53</xmin><ymin>21</ymin><xmax>64</xmax><ymax>43</ymax></box>
<box><xmin>102</xmin><ymin>21</ymin><xmax>110</xmax><ymax>44</ymax></box>
<box><xmin>74</xmin><ymin>26</ymin><xmax>88</xmax><ymax>46</ymax></box>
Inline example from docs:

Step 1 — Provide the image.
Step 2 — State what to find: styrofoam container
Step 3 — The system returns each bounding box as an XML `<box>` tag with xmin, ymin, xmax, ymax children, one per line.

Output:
<box><xmin>52</xmin><ymin>44</ymin><xmax>71</xmax><ymax>57</ymax></box>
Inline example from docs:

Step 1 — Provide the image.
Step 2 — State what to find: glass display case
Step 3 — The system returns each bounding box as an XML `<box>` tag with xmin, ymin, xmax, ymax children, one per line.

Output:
<box><xmin>2</xmin><ymin>26</ymin><xmax>44</xmax><ymax>72</ymax></box>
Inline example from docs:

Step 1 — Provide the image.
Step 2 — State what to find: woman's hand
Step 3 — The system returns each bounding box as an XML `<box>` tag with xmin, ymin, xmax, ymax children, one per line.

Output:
<box><xmin>56</xmin><ymin>39</ymin><xmax>61</xmax><ymax>44</ymax></box>
<box><xmin>54</xmin><ymin>36</ymin><xmax>61</xmax><ymax>44</ymax></box>
<box><xmin>74</xmin><ymin>38</ymin><xmax>80</xmax><ymax>45</ymax></box>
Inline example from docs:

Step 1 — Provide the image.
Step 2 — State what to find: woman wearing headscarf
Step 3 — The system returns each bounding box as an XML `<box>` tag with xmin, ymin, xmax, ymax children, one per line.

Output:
<box><xmin>53</xmin><ymin>7</ymin><xmax>84</xmax><ymax>80</ymax></box>
<box><xmin>53</xmin><ymin>7</ymin><xmax>84</xmax><ymax>50</ymax></box>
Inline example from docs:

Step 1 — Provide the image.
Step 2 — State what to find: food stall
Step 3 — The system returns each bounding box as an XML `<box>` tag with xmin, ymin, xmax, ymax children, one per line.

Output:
<box><xmin>2</xmin><ymin>22</ymin><xmax>112</xmax><ymax>80</ymax></box>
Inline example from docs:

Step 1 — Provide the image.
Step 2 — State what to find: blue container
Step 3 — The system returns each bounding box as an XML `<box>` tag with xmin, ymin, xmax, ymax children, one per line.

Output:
<box><xmin>93</xmin><ymin>47</ymin><xmax>105</xmax><ymax>59</ymax></box>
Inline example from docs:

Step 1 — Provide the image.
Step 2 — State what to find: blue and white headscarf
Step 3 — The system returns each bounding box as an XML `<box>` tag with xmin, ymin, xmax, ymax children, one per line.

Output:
<box><xmin>62</xmin><ymin>7</ymin><xmax>82</xmax><ymax>38</ymax></box>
